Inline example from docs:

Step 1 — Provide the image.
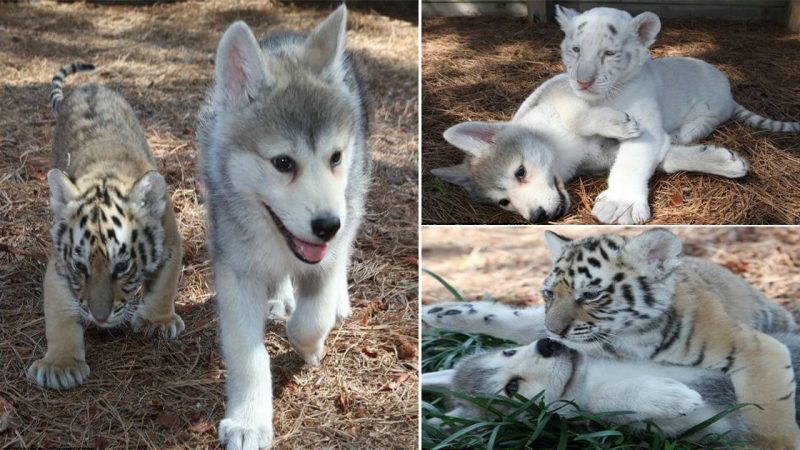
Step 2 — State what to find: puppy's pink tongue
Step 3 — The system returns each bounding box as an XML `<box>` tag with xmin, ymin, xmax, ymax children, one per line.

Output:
<box><xmin>292</xmin><ymin>237</ymin><xmax>328</xmax><ymax>263</ymax></box>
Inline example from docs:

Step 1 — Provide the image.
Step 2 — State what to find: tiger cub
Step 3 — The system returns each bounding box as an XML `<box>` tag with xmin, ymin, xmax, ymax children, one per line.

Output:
<box><xmin>540</xmin><ymin>229</ymin><xmax>800</xmax><ymax>449</ymax></box>
<box><xmin>28</xmin><ymin>64</ymin><xmax>185</xmax><ymax>390</ymax></box>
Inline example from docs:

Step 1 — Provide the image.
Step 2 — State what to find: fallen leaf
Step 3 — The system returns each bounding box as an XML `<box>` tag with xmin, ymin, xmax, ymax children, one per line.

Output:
<box><xmin>188</xmin><ymin>420</ymin><xmax>214</xmax><ymax>434</ymax></box>
<box><xmin>156</xmin><ymin>412</ymin><xmax>178</xmax><ymax>429</ymax></box>
<box><xmin>353</xmin><ymin>405</ymin><xmax>368</xmax><ymax>418</ymax></box>
<box><xmin>334</xmin><ymin>393</ymin><xmax>349</xmax><ymax>412</ymax></box>
<box><xmin>392</xmin><ymin>372</ymin><xmax>411</xmax><ymax>384</ymax></box>
<box><xmin>25</xmin><ymin>157</ymin><xmax>49</xmax><ymax>182</ymax></box>
<box><xmin>670</xmin><ymin>192</ymin><xmax>684</xmax><ymax>206</ymax></box>
<box><xmin>722</xmin><ymin>259</ymin><xmax>749</xmax><ymax>274</ymax></box>
<box><xmin>395</xmin><ymin>335</ymin><xmax>417</xmax><ymax>361</ymax></box>
<box><xmin>361</xmin><ymin>346</ymin><xmax>379</xmax><ymax>358</ymax></box>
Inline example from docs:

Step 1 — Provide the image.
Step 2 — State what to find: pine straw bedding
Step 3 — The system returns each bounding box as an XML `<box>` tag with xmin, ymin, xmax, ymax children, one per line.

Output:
<box><xmin>421</xmin><ymin>17</ymin><xmax>800</xmax><ymax>225</ymax></box>
<box><xmin>0</xmin><ymin>1</ymin><xmax>418</xmax><ymax>448</ymax></box>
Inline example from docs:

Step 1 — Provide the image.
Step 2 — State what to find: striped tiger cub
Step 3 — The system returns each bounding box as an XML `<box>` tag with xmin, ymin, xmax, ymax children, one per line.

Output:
<box><xmin>540</xmin><ymin>229</ymin><xmax>800</xmax><ymax>449</ymax></box>
<box><xmin>28</xmin><ymin>63</ymin><xmax>185</xmax><ymax>390</ymax></box>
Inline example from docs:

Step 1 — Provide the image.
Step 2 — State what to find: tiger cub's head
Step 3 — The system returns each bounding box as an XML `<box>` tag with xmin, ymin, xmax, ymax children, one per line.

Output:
<box><xmin>554</xmin><ymin>5</ymin><xmax>661</xmax><ymax>101</ymax></box>
<box><xmin>540</xmin><ymin>229</ymin><xmax>682</xmax><ymax>351</ymax></box>
<box><xmin>47</xmin><ymin>169</ymin><xmax>168</xmax><ymax>327</ymax></box>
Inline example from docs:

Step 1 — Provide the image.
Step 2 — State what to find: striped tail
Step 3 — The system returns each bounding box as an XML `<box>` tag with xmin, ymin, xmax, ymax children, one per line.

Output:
<box><xmin>49</xmin><ymin>63</ymin><xmax>95</xmax><ymax>115</ymax></box>
<box><xmin>733</xmin><ymin>103</ymin><xmax>800</xmax><ymax>133</ymax></box>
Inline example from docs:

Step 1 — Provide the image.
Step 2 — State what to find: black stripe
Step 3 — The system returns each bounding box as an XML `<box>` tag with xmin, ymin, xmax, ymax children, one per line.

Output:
<box><xmin>721</xmin><ymin>346</ymin><xmax>737</xmax><ymax>374</ymax></box>
<box><xmin>778</xmin><ymin>391</ymin><xmax>794</xmax><ymax>401</ymax></box>
<box><xmin>621</xmin><ymin>284</ymin><xmax>635</xmax><ymax>306</ymax></box>
<box><xmin>587</xmin><ymin>257</ymin><xmax>601</xmax><ymax>268</ymax></box>
<box><xmin>638</xmin><ymin>277</ymin><xmax>655</xmax><ymax>307</ymax></box>
<box><xmin>690</xmin><ymin>343</ymin><xmax>705</xmax><ymax>366</ymax></box>
<box><xmin>650</xmin><ymin>308</ymin><xmax>681</xmax><ymax>359</ymax></box>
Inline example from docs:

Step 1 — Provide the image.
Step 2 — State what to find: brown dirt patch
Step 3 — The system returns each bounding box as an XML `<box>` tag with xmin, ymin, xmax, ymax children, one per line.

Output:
<box><xmin>422</xmin><ymin>17</ymin><xmax>800</xmax><ymax>224</ymax></box>
<box><xmin>0</xmin><ymin>1</ymin><xmax>418</xmax><ymax>449</ymax></box>
<box><xmin>421</xmin><ymin>226</ymin><xmax>800</xmax><ymax>319</ymax></box>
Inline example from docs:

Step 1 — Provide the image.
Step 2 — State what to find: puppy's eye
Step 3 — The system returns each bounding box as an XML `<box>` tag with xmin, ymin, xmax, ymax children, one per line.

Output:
<box><xmin>578</xmin><ymin>291</ymin><xmax>602</xmax><ymax>303</ymax></box>
<box><xmin>505</xmin><ymin>378</ymin><xmax>520</xmax><ymax>396</ymax></box>
<box><xmin>330</xmin><ymin>150</ymin><xmax>342</xmax><ymax>168</ymax></box>
<box><xmin>572</xmin><ymin>46</ymin><xmax>580</xmax><ymax>53</ymax></box>
<box><xmin>502</xmin><ymin>349</ymin><xmax>517</xmax><ymax>357</ymax></box>
<box><xmin>499</xmin><ymin>199</ymin><xmax>510</xmax><ymax>207</ymax></box>
<box><xmin>514</xmin><ymin>165</ymin><xmax>526</xmax><ymax>181</ymax></box>
<box><xmin>604</xmin><ymin>50</ymin><xmax>616</xmax><ymax>56</ymax></box>
<box><xmin>271</xmin><ymin>156</ymin><xmax>296</xmax><ymax>173</ymax></box>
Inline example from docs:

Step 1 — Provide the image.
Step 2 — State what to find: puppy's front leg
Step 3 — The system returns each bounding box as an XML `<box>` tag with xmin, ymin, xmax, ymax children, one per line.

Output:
<box><xmin>587</xmin><ymin>376</ymin><xmax>703</xmax><ymax>424</ymax></box>
<box><xmin>288</xmin><ymin>256</ymin><xmax>343</xmax><ymax>365</ymax></box>
<box><xmin>216</xmin><ymin>266</ymin><xmax>273</xmax><ymax>450</ymax></box>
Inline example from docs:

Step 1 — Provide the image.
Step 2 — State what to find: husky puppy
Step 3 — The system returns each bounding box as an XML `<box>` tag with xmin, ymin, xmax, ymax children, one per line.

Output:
<box><xmin>432</xmin><ymin>74</ymin><xmax>749</xmax><ymax>223</ymax></box>
<box><xmin>197</xmin><ymin>6</ymin><xmax>369</xmax><ymax>449</ymax></box>
<box><xmin>424</xmin><ymin>334</ymin><xmax>800</xmax><ymax>441</ymax></box>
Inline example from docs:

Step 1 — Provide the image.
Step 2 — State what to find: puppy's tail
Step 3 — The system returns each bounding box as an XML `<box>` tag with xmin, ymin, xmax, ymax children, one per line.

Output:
<box><xmin>733</xmin><ymin>103</ymin><xmax>800</xmax><ymax>133</ymax></box>
<box><xmin>49</xmin><ymin>63</ymin><xmax>95</xmax><ymax>115</ymax></box>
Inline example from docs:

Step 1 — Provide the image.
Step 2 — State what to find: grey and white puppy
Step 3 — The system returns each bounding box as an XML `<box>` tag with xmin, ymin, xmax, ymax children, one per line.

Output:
<box><xmin>197</xmin><ymin>6</ymin><xmax>370</xmax><ymax>450</ymax></box>
<box><xmin>425</xmin><ymin>334</ymin><xmax>800</xmax><ymax>441</ymax></box>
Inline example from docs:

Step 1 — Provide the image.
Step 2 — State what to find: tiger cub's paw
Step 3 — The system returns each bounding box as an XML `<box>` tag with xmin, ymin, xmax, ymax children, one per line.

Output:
<box><xmin>132</xmin><ymin>311</ymin><xmax>185</xmax><ymax>339</ymax></box>
<box><xmin>28</xmin><ymin>356</ymin><xmax>90</xmax><ymax>390</ymax></box>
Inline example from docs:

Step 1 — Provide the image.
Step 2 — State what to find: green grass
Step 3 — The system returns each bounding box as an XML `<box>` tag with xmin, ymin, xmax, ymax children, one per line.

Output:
<box><xmin>421</xmin><ymin>271</ymin><xmax>751</xmax><ymax>450</ymax></box>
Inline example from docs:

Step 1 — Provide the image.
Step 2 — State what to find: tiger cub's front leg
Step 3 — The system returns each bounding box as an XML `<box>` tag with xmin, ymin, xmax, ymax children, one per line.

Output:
<box><xmin>726</xmin><ymin>329</ymin><xmax>800</xmax><ymax>450</ymax></box>
<box><xmin>131</xmin><ymin>207</ymin><xmax>185</xmax><ymax>339</ymax></box>
<box><xmin>28</xmin><ymin>258</ymin><xmax>90</xmax><ymax>390</ymax></box>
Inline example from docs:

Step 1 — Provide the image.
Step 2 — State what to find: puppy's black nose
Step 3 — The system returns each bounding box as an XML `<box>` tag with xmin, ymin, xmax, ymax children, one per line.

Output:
<box><xmin>528</xmin><ymin>207</ymin><xmax>546</xmax><ymax>224</ymax></box>
<box><xmin>536</xmin><ymin>338</ymin><xmax>564</xmax><ymax>358</ymax></box>
<box><xmin>311</xmin><ymin>215</ymin><xmax>340</xmax><ymax>241</ymax></box>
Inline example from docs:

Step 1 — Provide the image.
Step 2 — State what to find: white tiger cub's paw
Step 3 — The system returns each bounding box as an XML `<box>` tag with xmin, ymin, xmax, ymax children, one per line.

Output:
<box><xmin>605</xmin><ymin>111</ymin><xmax>641</xmax><ymax>140</ymax></box>
<box><xmin>28</xmin><ymin>356</ymin><xmax>90</xmax><ymax>390</ymax></box>
<box><xmin>132</xmin><ymin>311</ymin><xmax>185</xmax><ymax>339</ymax></box>
<box><xmin>592</xmin><ymin>190</ymin><xmax>651</xmax><ymax>225</ymax></box>
<box><xmin>219</xmin><ymin>417</ymin><xmax>273</xmax><ymax>450</ymax></box>
<box><xmin>635</xmin><ymin>378</ymin><xmax>704</xmax><ymax>420</ymax></box>
<box><xmin>703</xmin><ymin>145</ymin><xmax>748</xmax><ymax>179</ymax></box>
<box><xmin>423</xmin><ymin>301</ymin><xmax>515</xmax><ymax>334</ymax></box>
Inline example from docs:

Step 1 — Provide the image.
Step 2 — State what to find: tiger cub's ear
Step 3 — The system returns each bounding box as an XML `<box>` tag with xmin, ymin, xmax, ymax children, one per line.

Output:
<box><xmin>47</xmin><ymin>169</ymin><xmax>79</xmax><ymax>218</ymax></box>
<box><xmin>544</xmin><ymin>231</ymin><xmax>572</xmax><ymax>261</ymax></box>
<box><xmin>623</xmin><ymin>228</ymin><xmax>682</xmax><ymax>278</ymax></box>
<box><xmin>130</xmin><ymin>171</ymin><xmax>167</xmax><ymax>221</ymax></box>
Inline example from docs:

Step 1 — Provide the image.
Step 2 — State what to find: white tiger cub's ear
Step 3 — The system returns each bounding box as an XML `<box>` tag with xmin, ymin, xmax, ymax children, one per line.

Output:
<box><xmin>213</xmin><ymin>21</ymin><xmax>270</xmax><ymax>109</ymax></box>
<box><xmin>544</xmin><ymin>230</ymin><xmax>572</xmax><ymax>261</ymax></box>
<box><xmin>301</xmin><ymin>5</ymin><xmax>348</xmax><ymax>81</ymax></box>
<box><xmin>630</xmin><ymin>12</ymin><xmax>661</xmax><ymax>48</ymax></box>
<box><xmin>130</xmin><ymin>171</ymin><xmax>167</xmax><ymax>221</ymax></box>
<box><xmin>443</xmin><ymin>122</ymin><xmax>507</xmax><ymax>158</ymax></box>
<box><xmin>623</xmin><ymin>228</ymin><xmax>682</xmax><ymax>278</ymax></box>
<box><xmin>47</xmin><ymin>169</ymin><xmax>79</xmax><ymax>217</ymax></box>
<box><xmin>554</xmin><ymin>5</ymin><xmax>580</xmax><ymax>32</ymax></box>
<box><xmin>431</xmin><ymin>164</ymin><xmax>473</xmax><ymax>192</ymax></box>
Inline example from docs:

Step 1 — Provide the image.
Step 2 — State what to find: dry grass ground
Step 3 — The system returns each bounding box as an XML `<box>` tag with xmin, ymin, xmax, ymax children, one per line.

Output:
<box><xmin>422</xmin><ymin>17</ymin><xmax>800</xmax><ymax>225</ymax></box>
<box><xmin>421</xmin><ymin>227</ymin><xmax>800</xmax><ymax>318</ymax></box>
<box><xmin>0</xmin><ymin>1</ymin><xmax>418</xmax><ymax>448</ymax></box>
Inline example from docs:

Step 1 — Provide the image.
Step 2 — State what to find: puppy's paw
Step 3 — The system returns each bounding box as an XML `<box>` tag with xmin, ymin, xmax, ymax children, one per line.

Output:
<box><xmin>592</xmin><ymin>190</ymin><xmax>650</xmax><ymax>225</ymax></box>
<box><xmin>219</xmin><ymin>417</ymin><xmax>273</xmax><ymax>450</ymax></box>
<box><xmin>28</xmin><ymin>356</ymin><xmax>90</xmax><ymax>390</ymax></box>
<box><xmin>265</xmin><ymin>300</ymin><xmax>290</xmax><ymax>322</ymax></box>
<box><xmin>636</xmin><ymin>378</ymin><xmax>704</xmax><ymax>419</ymax></box>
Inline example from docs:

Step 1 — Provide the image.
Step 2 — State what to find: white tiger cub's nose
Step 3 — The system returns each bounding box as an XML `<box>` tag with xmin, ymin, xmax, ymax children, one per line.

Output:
<box><xmin>578</xmin><ymin>79</ymin><xmax>595</xmax><ymax>90</ymax></box>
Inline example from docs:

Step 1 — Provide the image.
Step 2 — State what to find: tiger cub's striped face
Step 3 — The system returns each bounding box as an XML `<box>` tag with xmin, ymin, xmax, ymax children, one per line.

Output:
<box><xmin>540</xmin><ymin>229</ymin><xmax>682</xmax><ymax>352</ymax></box>
<box><xmin>48</xmin><ymin>170</ymin><xmax>168</xmax><ymax>327</ymax></box>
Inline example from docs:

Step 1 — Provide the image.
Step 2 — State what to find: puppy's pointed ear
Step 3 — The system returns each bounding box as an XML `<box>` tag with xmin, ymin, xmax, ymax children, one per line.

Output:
<box><xmin>130</xmin><ymin>171</ymin><xmax>167</xmax><ymax>221</ymax></box>
<box><xmin>630</xmin><ymin>12</ymin><xmax>661</xmax><ymax>47</ymax></box>
<box><xmin>555</xmin><ymin>5</ymin><xmax>579</xmax><ymax>32</ymax></box>
<box><xmin>623</xmin><ymin>228</ymin><xmax>681</xmax><ymax>278</ymax></box>
<box><xmin>213</xmin><ymin>21</ymin><xmax>270</xmax><ymax>109</ymax></box>
<box><xmin>301</xmin><ymin>5</ymin><xmax>348</xmax><ymax>81</ymax></box>
<box><xmin>47</xmin><ymin>169</ymin><xmax>79</xmax><ymax>217</ymax></box>
<box><xmin>544</xmin><ymin>231</ymin><xmax>572</xmax><ymax>261</ymax></box>
<box><xmin>443</xmin><ymin>122</ymin><xmax>506</xmax><ymax>158</ymax></box>
<box><xmin>431</xmin><ymin>164</ymin><xmax>474</xmax><ymax>193</ymax></box>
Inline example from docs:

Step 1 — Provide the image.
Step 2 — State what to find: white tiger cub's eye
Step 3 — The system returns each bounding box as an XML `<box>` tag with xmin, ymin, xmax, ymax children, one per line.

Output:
<box><xmin>578</xmin><ymin>291</ymin><xmax>602</xmax><ymax>302</ymax></box>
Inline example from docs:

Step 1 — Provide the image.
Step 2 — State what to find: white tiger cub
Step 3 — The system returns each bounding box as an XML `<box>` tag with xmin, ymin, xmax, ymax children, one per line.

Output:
<box><xmin>554</xmin><ymin>5</ymin><xmax>800</xmax><ymax>224</ymax></box>
<box><xmin>423</xmin><ymin>229</ymin><xmax>800</xmax><ymax>449</ymax></box>
<box><xmin>28</xmin><ymin>64</ymin><xmax>185</xmax><ymax>390</ymax></box>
